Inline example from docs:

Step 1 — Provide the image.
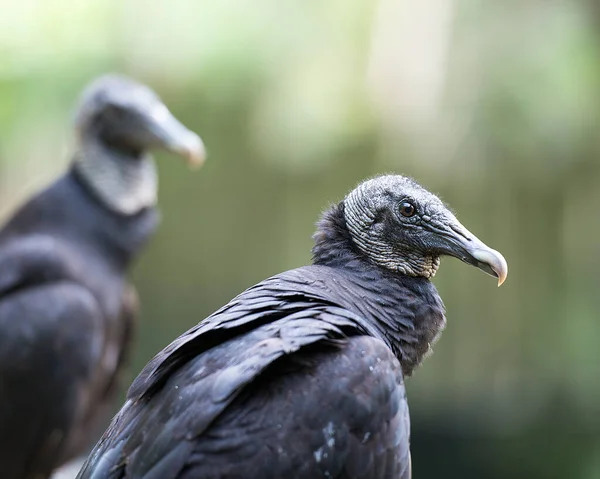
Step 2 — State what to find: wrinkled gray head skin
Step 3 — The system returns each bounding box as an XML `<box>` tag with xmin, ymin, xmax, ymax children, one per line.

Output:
<box><xmin>344</xmin><ymin>175</ymin><xmax>508</xmax><ymax>284</ymax></box>
<box><xmin>73</xmin><ymin>74</ymin><xmax>206</xmax><ymax>215</ymax></box>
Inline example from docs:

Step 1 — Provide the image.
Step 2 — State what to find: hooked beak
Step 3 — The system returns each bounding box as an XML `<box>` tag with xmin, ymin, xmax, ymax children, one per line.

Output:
<box><xmin>466</xmin><ymin>241</ymin><xmax>508</xmax><ymax>287</ymax></box>
<box><xmin>146</xmin><ymin>104</ymin><xmax>206</xmax><ymax>169</ymax></box>
<box><xmin>428</xmin><ymin>219</ymin><xmax>508</xmax><ymax>286</ymax></box>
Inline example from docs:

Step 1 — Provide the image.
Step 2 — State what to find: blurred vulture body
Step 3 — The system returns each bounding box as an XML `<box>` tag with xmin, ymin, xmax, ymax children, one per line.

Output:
<box><xmin>0</xmin><ymin>75</ymin><xmax>205</xmax><ymax>479</ymax></box>
<box><xmin>78</xmin><ymin>175</ymin><xmax>507</xmax><ymax>479</ymax></box>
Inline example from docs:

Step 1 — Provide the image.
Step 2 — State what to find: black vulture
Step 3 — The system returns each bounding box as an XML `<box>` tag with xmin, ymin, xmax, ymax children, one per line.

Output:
<box><xmin>0</xmin><ymin>75</ymin><xmax>205</xmax><ymax>479</ymax></box>
<box><xmin>76</xmin><ymin>175</ymin><xmax>507</xmax><ymax>479</ymax></box>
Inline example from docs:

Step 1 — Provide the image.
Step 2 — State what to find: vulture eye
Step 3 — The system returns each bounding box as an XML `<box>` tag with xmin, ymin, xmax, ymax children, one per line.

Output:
<box><xmin>399</xmin><ymin>201</ymin><xmax>416</xmax><ymax>218</ymax></box>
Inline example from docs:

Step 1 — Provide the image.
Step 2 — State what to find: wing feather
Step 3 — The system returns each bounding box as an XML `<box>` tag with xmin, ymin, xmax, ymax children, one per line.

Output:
<box><xmin>0</xmin><ymin>280</ymin><xmax>104</xmax><ymax>479</ymax></box>
<box><xmin>78</xmin><ymin>279</ymin><xmax>410</xmax><ymax>479</ymax></box>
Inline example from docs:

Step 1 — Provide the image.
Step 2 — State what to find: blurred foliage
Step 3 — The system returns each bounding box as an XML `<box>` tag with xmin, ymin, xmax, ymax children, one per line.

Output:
<box><xmin>1</xmin><ymin>0</ymin><xmax>599</xmax><ymax>477</ymax></box>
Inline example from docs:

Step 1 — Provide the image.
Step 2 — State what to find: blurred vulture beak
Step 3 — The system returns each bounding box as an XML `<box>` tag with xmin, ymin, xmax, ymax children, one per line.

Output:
<box><xmin>145</xmin><ymin>104</ymin><xmax>207</xmax><ymax>169</ymax></box>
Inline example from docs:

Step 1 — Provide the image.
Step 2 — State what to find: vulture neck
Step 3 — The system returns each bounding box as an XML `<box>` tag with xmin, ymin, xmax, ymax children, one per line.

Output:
<box><xmin>312</xmin><ymin>202</ymin><xmax>446</xmax><ymax>376</ymax></box>
<box><xmin>73</xmin><ymin>137</ymin><xmax>158</xmax><ymax>216</ymax></box>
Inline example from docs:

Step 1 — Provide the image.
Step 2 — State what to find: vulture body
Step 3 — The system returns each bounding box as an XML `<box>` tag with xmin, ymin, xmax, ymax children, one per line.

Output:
<box><xmin>77</xmin><ymin>175</ymin><xmax>507</xmax><ymax>479</ymax></box>
<box><xmin>0</xmin><ymin>75</ymin><xmax>205</xmax><ymax>479</ymax></box>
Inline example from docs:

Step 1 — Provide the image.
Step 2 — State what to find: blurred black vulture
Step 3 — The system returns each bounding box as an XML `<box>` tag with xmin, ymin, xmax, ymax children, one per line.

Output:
<box><xmin>77</xmin><ymin>175</ymin><xmax>507</xmax><ymax>479</ymax></box>
<box><xmin>0</xmin><ymin>75</ymin><xmax>205</xmax><ymax>479</ymax></box>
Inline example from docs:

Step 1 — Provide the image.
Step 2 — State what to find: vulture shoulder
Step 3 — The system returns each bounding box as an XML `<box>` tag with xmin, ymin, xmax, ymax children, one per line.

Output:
<box><xmin>0</xmin><ymin>244</ymin><xmax>103</xmax><ymax>478</ymax></box>
<box><xmin>77</xmin><ymin>268</ymin><xmax>411</xmax><ymax>479</ymax></box>
<box><xmin>0</xmin><ymin>236</ymin><xmax>128</xmax><ymax>478</ymax></box>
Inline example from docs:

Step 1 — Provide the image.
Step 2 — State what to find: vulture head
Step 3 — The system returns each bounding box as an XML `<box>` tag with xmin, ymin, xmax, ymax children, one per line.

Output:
<box><xmin>75</xmin><ymin>75</ymin><xmax>205</xmax><ymax>167</ymax></box>
<box><xmin>342</xmin><ymin>175</ymin><xmax>508</xmax><ymax>285</ymax></box>
<box><xmin>72</xmin><ymin>75</ymin><xmax>206</xmax><ymax>214</ymax></box>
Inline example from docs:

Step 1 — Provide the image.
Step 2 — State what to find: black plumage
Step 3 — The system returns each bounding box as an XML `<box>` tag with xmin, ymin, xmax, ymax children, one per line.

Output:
<box><xmin>0</xmin><ymin>75</ymin><xmax>205</xmax><ymax>479</ymax></box>
<box><xmin>76</xmin><ymin>175</ymin><xmax>507</xmax><ymax>479</ymax></box>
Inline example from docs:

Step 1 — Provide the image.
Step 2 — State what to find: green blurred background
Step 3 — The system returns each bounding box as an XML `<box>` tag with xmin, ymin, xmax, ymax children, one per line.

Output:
<box><xmin>1</xmin><ymin>1</ymin><xmax>599</xmax><ymax>477</ymax></box>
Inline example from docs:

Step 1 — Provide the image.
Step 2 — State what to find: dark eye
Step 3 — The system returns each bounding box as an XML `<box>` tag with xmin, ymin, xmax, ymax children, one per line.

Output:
<box><xmin>399</xmin><ymin>201</ymin><xmax>416</xmax><ymax>217</ymax></box>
